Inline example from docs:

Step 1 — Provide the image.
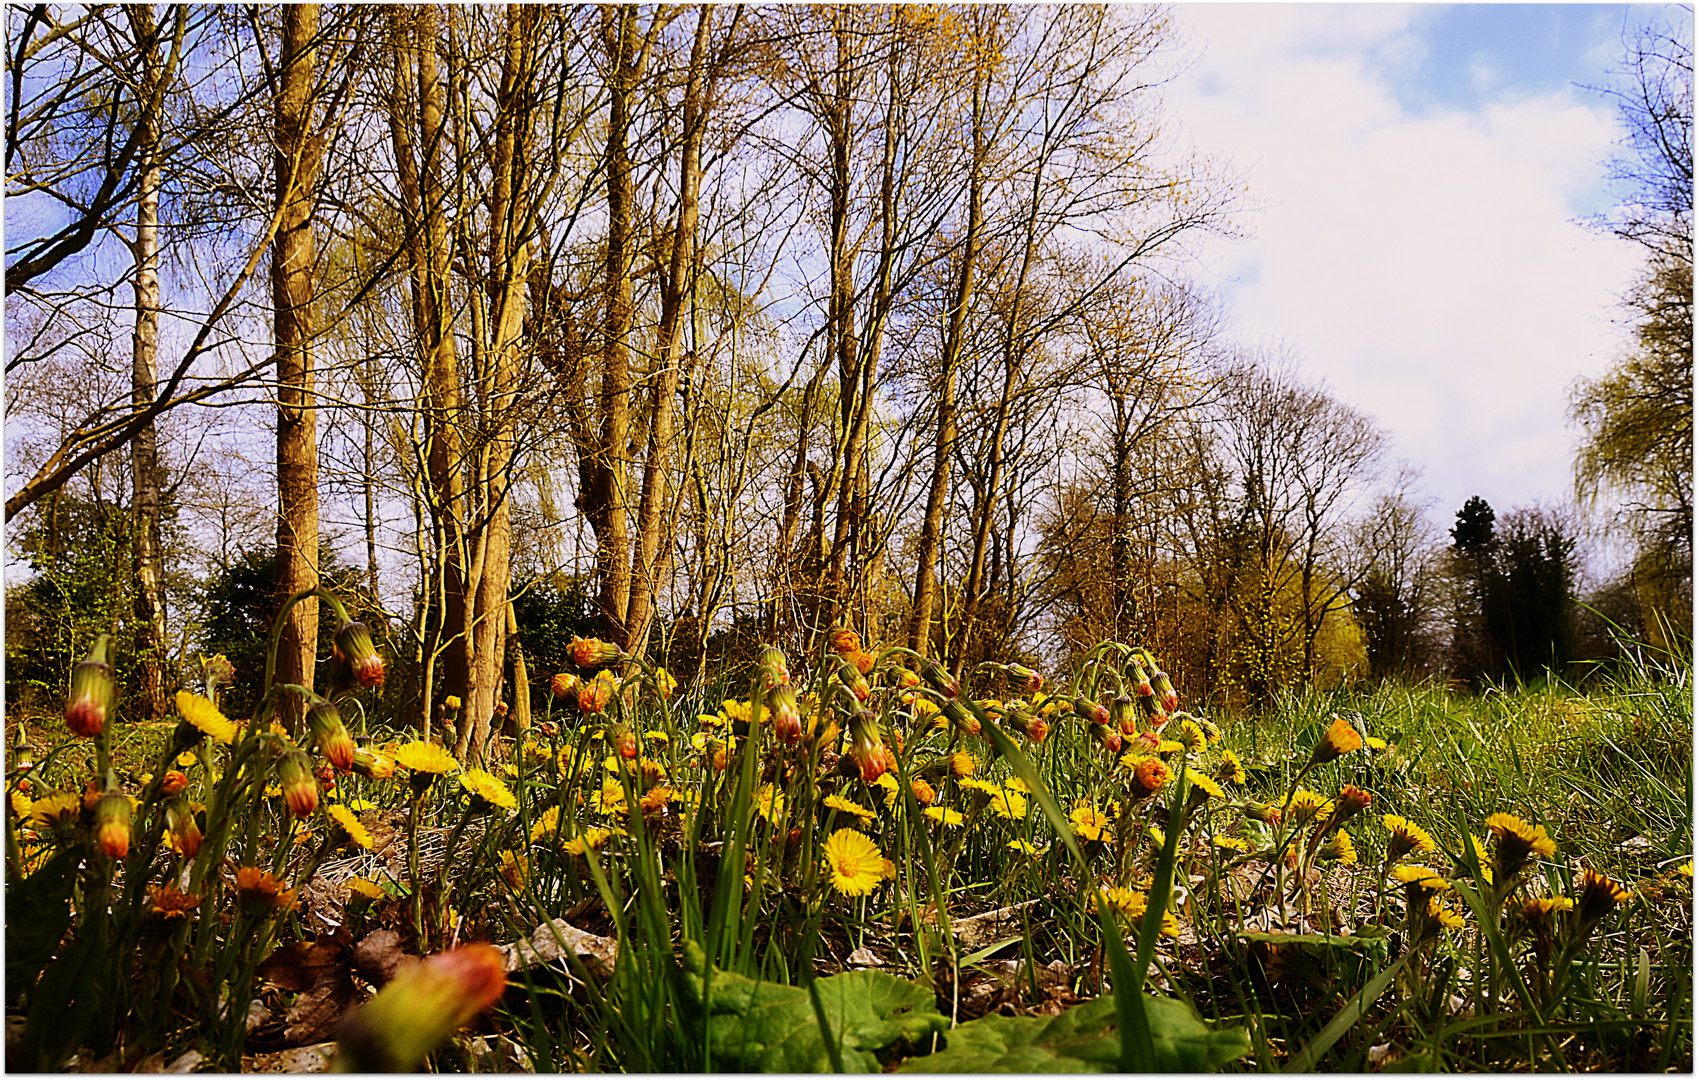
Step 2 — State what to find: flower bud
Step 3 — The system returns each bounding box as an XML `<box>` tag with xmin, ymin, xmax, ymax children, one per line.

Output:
<box><xmin>577</xmin><ymin>671</ymin><xmax>615</xmax><ymax>714</ymax></box>
<box><xmin>160</xmin><ymin>769</ymin><xmax>190</xmax><ymax>797</ymax></box>
<box><xmin>757</xmin><ymin>645</ymin><xmax>790</xmax><ymax>689</ymax></box>
<box><xmin>306</xmin><ymin>698</ymin><xmax>356</xmax><ymax>771</ymax></box>
<box><xmin>828</xmin><ymin>627</ymin><xmax>862</xmax><ymax>655</ymax></box>
<box><xmin>846</xmin><ymin>710</ymin><xmax>890</xmax><ymax>784</ymax></box>
<box><xmin>1003</xmin><ymin>708</ymin><xmax>1047</xmax><ymax>744</ymax></box>
<box><xmin>95</xmin><ymin>791</ymin><xmax>130</xmax><ymax>859</ymax></box>
<box><xmin>1110</xmin><ymin>695</ymin><xmax>1138</xmax><ymax>737</ymax></box>
<box><xmin>607</xmin><ymin>722</ymin><xmax>638</xmax><ymax>760</ymax></box>
<box><xmin>941</xmin><ymin>698</ymin><xmax>980</xmax><ymax>737</ymax></box>
<box><xmin>767</xmin><ymin>683</ymin><xmax>803</xmax><ymax>745</ymax></box>
<box><xmin>1127</xmin><ymin>756</ymin><xmax>1171</xmax><ymax>799</ymax></box>
<box><xmin>835</xmin><ymin>658</ymin><xmax>871</xmax><ymax>704</ymax></box>
<box><xmin>65</xmin><ymin>636</ymin><xmax>117</xmax><ymax>739</ymax></box>
<box><xmin>202</xmin><ymin>653</ymin><xmax>237</xmax><ymax>695</ymax></box>
<box><xmin>551</xmin><ymin>671</ymin><xmax>580</xmax><ymax>699</ymax></box>
<box><xmin>165</xmin><ymin>796</ymin><xmax>201</xmax><ymax>858</ymax></box>
<box><xmin>1088</xmin><ymin>723</ymin><xmax>1123</xmax><ymax>756</ymax></box>
<box><xmin>1150</xmin><ymin>669</ymin><xmax>1179</xmax><ymax>714</ymax></box>
<box><xmin>569</xmin><ymin>636</ymin><xmax>621</xmax><ymax>669</ymax></box>
<box><xmin>1073</xmin><ymin>697</ymin><xmax>1110</xmax><ymax>728</ymax></box>
<box><xmin>350</xmin><ymin>748</ymin><xmax>395</xmax><ymax>780</ymax></box>
<box><xmin>1126</xmin><ymin>658</ymin><xmax>1154</xmax><ymax>698</ymax></box>
<box><xmin>333</xmin><ymin>621</ymin><xmax>385</xmax><ymax>688</ymax></box>
<box><xmin>919</xmin><ymin>659</ymin><xmax>958</xmax><ymax>700</ymax></box>
<box><xmin>1004</xmin><ymin>663</ymin><xmax>1043</xmax><ymax>695</ymax></box>
<box><xmin>277</xmin><ymin>750</ymin><xmax>319</xmax><ymax>819</ymax></box>
<box><xmin>847</xmin><ymin>650</ymin><xmax>876</xmax><ymax>676</ymax></box>
<box><xmin>334</xmin><ymin>944</ymin><xmax>508</xmax><ymax>1073</ymax></box>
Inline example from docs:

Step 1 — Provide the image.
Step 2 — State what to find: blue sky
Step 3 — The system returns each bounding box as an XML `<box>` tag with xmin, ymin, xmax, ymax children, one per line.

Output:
<box><xmin>1166</xmin><ymin>4</ymin><xmax>1682</xmax><ymax>566</ymax></box>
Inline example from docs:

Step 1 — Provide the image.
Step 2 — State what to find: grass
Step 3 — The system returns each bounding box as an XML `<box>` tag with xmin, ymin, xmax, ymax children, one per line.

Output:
<box><xmin>4</xmin><ymin>628</ymin><xmax>1691</xmax><ymax>1072</ymax></box>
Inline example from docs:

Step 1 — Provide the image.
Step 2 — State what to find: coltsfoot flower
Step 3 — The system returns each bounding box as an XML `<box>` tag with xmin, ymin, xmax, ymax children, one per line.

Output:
<box><xmin>823</xmin><ymin>828</ymin><xmax>891</xmax><ymax>897</ymax></box>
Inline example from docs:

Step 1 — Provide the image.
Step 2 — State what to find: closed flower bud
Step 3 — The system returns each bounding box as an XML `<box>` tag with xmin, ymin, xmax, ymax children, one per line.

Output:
<box><xmin>919</xmin><ymin>659</ymin><xmax>958</xmax><ymax>699</ymax></box>
<box><xmin>768</xmin><ymin>684</ymin><xmax>803</xmax><ymax>745</ymax></box>
<box><xmin>1110</xmin><ymin>695</ymin><xmax>1138</xmax><ymax>736</ymax></box>
<box><xmin>333</xmin><ymin>621</ymin><xmax>385</xmax><ymax>688</ymax></box>
<box><xmin>577</xmin><ymin>671</ymin><xmax>616</xmax><ymax>714</ymax></box>
<box><xmin>551</xmin><ymin>671</ymin><xmax>580</xmax><ymax>699</ymax></box>
<box><xmin>1004</xmin><ymin>708</ymin><xmax>1047</xmax><ymax>744</ymax></box>
<box><xmin>836</xmin><ymin>658</ymin><xmax>871</xmax><ymax>704</ymax></box>
<box><xmin>334</xmin><ymin>944</ymin><xmax>508</xmax><ymax>1073</ymax></box>
<box><xmin>165</xmin><ymin>797</ymin><xmax>201</xmax><ymax>858</ymax></box>
<box><xmin>160</xmin><ymin>769</ymin><xmax>190</xmax><ymax>797</ymax></box>
<box><xmin>828</xmin><ymin>627</ymin><xmax>862</xmax><ymax>655</ymax></box>
<box><xmin>846</xmin><ymin>711</ymin><xmax>890</xmax><ymax>784</ymax></box>
<box><xmin>277</xmin><ymin>750</ymin><xmax>319</xmax><ymax>819</ymax></box>
<box><xmin>202</xmin><ymin>653</ymin><xmax>237</xmax><ymax>695</ymax></box>
<box><xmin>1126</xmin><ymin>658</ymin><xmax>1154</xmax><ymax>698</ymax></box>
<box><xmin>570</xmin><ymin>636</ymin><xmax>621</xmax><ymax>669</ymax></box>
<box><xmin>1128</xmin><ymin>756</ymin><xmax>1172</xmax><ymax>799</ymax></box>
<box><xmin>847</xmin><ymin>649</ymin><xmax>876</xmax><ymax>676</ymax></box>
<box><xmin>942</xmin><ymin>698</ymin><xmax>981</xmax><ymax>737</ymax></box>
<box><xmin>350</xmin><ymin>748</ymin><xmax>395</xmax><ymax>780</ymax></box>
<box><xmin>65</xmin><ymin>636</ymin><xmax>117</xmax><ymax>739</ymax></box>
<box><xmin>95</xmin><ymin>791</ymin><xmax>130</xmax><ymax>859</ymax></box>
<box><xmin>1005</xmin><ymin>663</ymin><xmax>1043</xmax><ymax>694</ymax></box>
<box><xmin>1088</xmin><ymin>723</ymin><xmax>1122</xmax><ymax>755</ymax></box>
<box><xmin>1074</xmin><ymin>697</ymin><xmax>1110</xmax><ymax>728</ymax></box>
<box><xmin>306</xmin><ymin>699</ymin><xmax>356</xmax><ymax>771</ymax></box>
<box><xmin>757</xmin><ymin>645</ymin><xmax>790</xmax><ymax>689</ymax></box>
<box><xmin>1150</xmin><ymin>669</ymin><xmax>1179</xmax><ymax>714</ymax></box>
<box><xmin>607</xmin><ymin>723</ymin><xmax>638</xmax><ymax>760</ymax></box>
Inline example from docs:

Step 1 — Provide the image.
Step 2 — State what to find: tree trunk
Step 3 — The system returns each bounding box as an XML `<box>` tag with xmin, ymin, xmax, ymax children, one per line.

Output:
<box><xmin>272</xmin><ymin>3</ymin><xmax>322</xmax><ymax>732</ymax></box>
<box><xmin>128</xmin><ymin>3</ymin><xmax>169</xmax><ymax>726</ymax></box>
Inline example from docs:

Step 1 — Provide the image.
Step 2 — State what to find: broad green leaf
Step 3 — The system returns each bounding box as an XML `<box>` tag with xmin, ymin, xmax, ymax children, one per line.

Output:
<box><xmin>5</xmin><ymin>847</ymin><xmax>81</xmax><ymax>1006</ymax></box>
<box><xmin>683</xmin><ymin>946</ymin><xmax>947</xmax><ymax>1072</ymax></box>
<box><xmin>897</xmin><ymin>994</ymin><xmax>1252</xmax><ymax>1074</ymax></box>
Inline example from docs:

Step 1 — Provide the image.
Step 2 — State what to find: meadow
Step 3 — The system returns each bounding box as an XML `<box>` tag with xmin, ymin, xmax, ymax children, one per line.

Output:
<box><xmin>5</xmin><ymin>590</ymin><xmax>1691</xmax><ymax>1073</ymax></box>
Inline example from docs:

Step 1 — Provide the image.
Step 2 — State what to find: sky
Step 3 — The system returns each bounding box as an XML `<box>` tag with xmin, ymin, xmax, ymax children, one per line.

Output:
<box><xmin>1164</xmin><ymin>3</ymin><xmax>1677</xmax><ymax>553</ymax></box>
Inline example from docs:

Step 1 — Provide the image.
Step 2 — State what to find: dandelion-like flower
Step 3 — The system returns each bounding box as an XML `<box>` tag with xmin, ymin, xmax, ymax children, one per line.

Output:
<box><xmin>327</xmin><ymin>803</ymin><xmax>373</xmax><ymax>849</ymax></box>
<box><xmin>459</xmin><ymin>769</ymin><xmax>518</xmax><ymax>812</ymax></box>
<box><xmin>753</xmin><ymin>783</ymin><xmax>785</xmax><ymax>823</ymax></box>
<box><xmin>147</xmin><ymin>884</ymin><xmax>201</xmax><ymax>920</ymax></box>
<box><xmin>1383</xmin><ymin>814</ymin><xmax>1437</xmax><ymax>861</ymax></box>
<box><xmin>1007</xmin><ymin>838</ymin><xmax>1046</xmax><ymax>856</ymax></box>
<box><xmin>1308</xmin><ymin>715</ymin><xmax>1364</xmax><ymax>765</ymax></box>
<box><xmin>570</xmin><ymin>636</ymin><xmax>621</xmax><ymax>669</ymax></box>
<box><xmin>176</xmin><ymin>691</ymin><xmax>238</xmax><ymax>745</ymax></box>
<box><xmin>1070</xmin><ymin>802</ymin><xmax>1112</xmax><ymax>842</ymax></box>
<box><xmin>1216</xmin><ymin>748</ymin><xmax>1247</xmax><ymax>786</ymax></box>
<box><xmin>1427</xmin><ymin>896</ymin><xmax>1467</xmax><ymax>931</ymax></box>
<box><xmin>823</xmin><ymin>828</ymin><xmax>888</xmax><ymax>896</ymax></box>
<box><xmin>562</xmin><ymin>827</ymin><xmax>614</xmax><ymax>856</ymax></box>
<box><xmin>1484</xmin><ymin>812</ymin><xmax>1556</xmax><ymax>882</ymax></box>
<box><xmin>1286</xmin><ymin>789</ymin><xmax>1335</xmax><ymax>828</ymax></box>
<box><xmin>29</xmin><ymin>791</ymin><xmax>79</xmax><ymax>838</ymax></box>
<box><xmin>1318</xmin><ymin>831</ymin><xmax>1358</xmax><ymax>865</ymax></box>
<box><xmin>395</xmin><ymin>741</ymin><xmax>458</xmax><ymax>775</ymax></box>
<box><xmin>235</xmin><ymin>866</ymin><xmax>298</xmax><ymax>913</ymax></box>
<box><xmin>1576</xmin><ymin>867</ymin><xmax>1629</xmax><ymax>926</ymax></box>
<box><xmin>1176</xmin><ymin>719</ymin><xmax>1207</xmax><ymax>753</ymax></box>
<box><xmin>348</xmin><ymin>877</ymin><xmax>388</xmax><ymax>901</ymax></box>
<box><xmin>1392</xmin><ymin>863</ymin><xmax>1451</xmax><ymax>893</ymax></box>
<box><xmin>824</xmin><ymin>793</ymin><xmax>875</xmax><ymax>823</ymax></box>
<box><xmin>1186</xmin><ymin>768</ymin><xmax>1224</xmax><ymax>801</ymax></box>
<box><xmin>923</xmin><ymin>805</ymin><xmax>965</xmax><ymax>827</ymax></box>
<box><xmin>1094</xmin><ymin>886</ymin><xmax>1180</xmax><ymax>938</ymax></box>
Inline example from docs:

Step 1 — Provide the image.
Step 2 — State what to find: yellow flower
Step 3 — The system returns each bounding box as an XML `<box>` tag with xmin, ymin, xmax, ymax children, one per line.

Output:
<box><xmin>1154</xmin><ymin>739</ymin><xmax>1185</xmax><ymax>755</ymax></box>
<box><xmin>1214</xmin><ymin>835</ymin><xmax>1250</xmax><ymax>853</ymax></box>
<box><xmin>986</xmin><ymin>787</ymin><xmax>1027</xmax><ymax>819</ymax></box>
<box><xmin>1521</xmin><ymin>895</ymin><xmax>1574</xmax><ymax>920</ymax></box>
<box><xmin>29</xmin><ymin>791</ymin><xmax>79</xmax><ymax>835</ymax></box>
<box><xmin>1216</xmin><ymin>748</ymin><xmax>1246</xmax><ymax>785</ymax></box>
<box><xmin>1094</xmin><ymin>886</ymin><xmax>1180</xmax><ymax>938</ymax></box>
<box><xmin>1070</xmin><ymin>802</ymin><xmax>1112</xmax><ymax>842</ymax></box>
<box><xmin>1428</xmin><ymin>896</ymin><xmax>1467</xmax><ymax>930</ymax></box>
<box><xmin>530</xmin><ymin>806</ymin><xmax>562</xmax><ymax>842</ymax></box>
<box><xmin>643</xmin><ymin>730</ymin><xmax>669</xmax><ymax>744</ymax></box>
<box><xmin>394</xmin><ymin>741</ymin><xmax>458</xmax><ymax>775</ymax></box>
<box><xmin>1383</xmin><ymin>814</ymin><xmax>1436</xmax><ymax>861</ymax></box>
<box><xmin>326</xmin><ymin>804</ymin><xmax>372</xmax><ymax>849</ymax></box>
<box><xmin>1004</xmin><ymin>776</ymin><xmax>1031</xmax><ymax>795</ymax></box>
<box><xmin>459</xmin><ymin>769</ymin><xmax>518</xmax><ymax>811</ymax></box>
<box><xmin>1365</xmin><ymin>735</ymin><xmax>1389</xmax><ymax>751</ymax></box>
<box><xmin>498</xmin><ymin>849</ymin><xmax>528</xmax><ymax>888</ymax></box>
<box><xmin>10</xmin><ymin>791</ymin><xmax>31</xmax><ymax>818</ymax></box>
<box><xmin>949</xmin><ymin>751</ymin><xmax>978</xmax><ymax>778</ymax></box>
<box><xmin>1176</xmin><ymin>719</ymin><xmax>1206</xmax><ymax>753</ymax></box>
<box><xmin>175</xmin><ymin>691</ymin><xmax>237</xmax><ymax>745</ymax></box>
<box><xmin>175</xmin><ymin>750</ymin><xmax>198</xmax><ymax>768</ymax></box>
<box><xmin>1392</xmin><ymin>864</ymin><xmax>1451</xmax><ymax>892</ymax></box>
<box><xmin>1007</xmin><ymin>838</ymin><xmax>1045</xmax><ymax>856</ymax></box>
<box><xmin>1310</xmin><ymin>715</ymin><xmax>1364</xmax><ymax>765</ymax></box>
<box><xmin>562</xmin><ymin>827</ymin><xmax>614</xmax><ymax>856</ymax></box>
<box><xmin>591</xmin><ymin>780</ymin><xmax>628</xmax><ymax>816</ymax></box>
<box><xmin>720</xmin><ymin>699</ymin><xmax>751</xmax><ymax>725</ymax></box>
<box><xmin>1484</xmin><ymin>812</ymin><xmax>1556</xmax><ymax>880</ymax></box>
<box><xmin>1576</xmin><ymin>868</ymin><xmax>1629</xmax><ymax>925</ymax></box>
<box><xmin>823</xmin><ymin>793</ymin><xmax>875</xmax><ymax>822</ymax></box>
<box><xmin>1461</xmin><ymin>834</ymin><xmax>1495</xmax><ymax>885</ymax></box>
<box><xmin>147</xmin><ymin>884</ymin><xmax>202</xmax><ymax>920</ymax></box>
<box><xmin>923</xmin><ymin>806</ymin><xmax>965</xmax><ymax>827</ymax></box>
<box><xmin>753</xmin><ymin>784</ymin><xmax>785</xmax><ymax>823</ymax></box>
<box><xmin>1286</xmin><ymin>789</ymin><xmax>1335</xmax><ymax>827</ymax></box>
<box><xmin>822</xmin><ymin>828</ymin><xmax>887</xmax><ymax>897</ymax></box>
<box><xmin>1185</xmin><ymin>769</ymin><xmax>1224</xmax><ymax>801</ymax></box>
<box><xmin>1318</xmin><ymin>832</ymin><xmax>1358</xmax><ymax>865</ymax></box>
<box><xmin>347</xmin><ymin>877</ymin><xmax>388</xmax><ymax>901</ymax></box>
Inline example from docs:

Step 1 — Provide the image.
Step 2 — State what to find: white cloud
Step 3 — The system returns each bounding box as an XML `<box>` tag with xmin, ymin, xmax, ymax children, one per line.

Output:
<box><xmin>1172</xmin><ymin>4</ymin><xmax>1643</xmax><ymax>521</ymax></box>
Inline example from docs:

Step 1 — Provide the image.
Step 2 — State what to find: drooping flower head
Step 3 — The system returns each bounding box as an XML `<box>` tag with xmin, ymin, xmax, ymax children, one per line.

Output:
<box><xmin>459</xmin><ymin>769</ymin><xmax>518</xmax><ymax>813</ymax></box>
<box><xmin>768</xmin><ymin>683</ymin><xmax>803</xmax><ymax>745</ymax></box>
<box><xmin>165</xmin><ymin>796</ymin><xmax>202</xmax><ymax>858</ymax></box>
<box><xmin>64</xmin><ymin>635</ymin><xmax>116</xmax><ymax>739</ymax></box>
<box><xmin>919</xmin><ymin>658</ymin><xmax>959</xmax><ymax>700</ymax></box>
<box><xmin>1308</xmin><ymin>715</ymin><xmax>1365</xmax><ymax>766</ymax></box>
<box><xmin>941</xmin><ymin>698</ymin><xmax>980</xmax><ymax>737</ymax></box>
<box><xmin>335</xmin><ymin>944</ymin><xmax>509</xmax><ymax>1073</ymax></box>
<box><xmin>1110</xmin><ymin>695</ymin><xmax>1139</xmax><ymax>737</ymax></box>
<box><xmin>350</xmin><ymin>748</ymin><xmax>396</xmax><ymax>780</ymax></box>
<box><xmin>828</xmin><ymin>627</ymin><xmax>863</xmax><ymax>655</ymax></box>
<box><xmin>1123</xmin><ymin>754</ymin><xmax>1172</xmax><ymax>800</ymax></box>
<box><xmin>333</xmin><ymin>621</ymin><xmax>385</xmax><ymax>688</ymax></box>
<box><xmin>147</xmin><ymin>884</ymin><xmax>202</xmax><ymax>920</ymax></box>
<box><xmin>570</xmin><ymin>636</ymin><xmax>621</xmax><ymax>670</ymax></box>
<box><xmin>1484</xmin><ymin>812</ymin><xmax>1557</xmax><ymax>883</ymax></box>
<box><xmin>327</xmin><ymin>803</ymin><xmax>373</xmax><ymax>849</ymax></box>
<box><xmin>235</xmin><ymin>865</ymin><xmax>298</xmax><ymax>913</ymax></box>
<box><xmin>1383</xmin><ymin>814</ymin><xmax>1437</xmax><ymax>862</ymax></box>
<box><xmin>94</xmin><ymin>791</ymin><xmax>130</xmax><ymax>859</ymax></box>
<box><xmin>1318</xmin><ymin>831</ymin><xmax>1358</xmax><ymax>864</ymax></box>
<box><xmin>277</xmin><ymin>750</ymin><xmax>319</xmax><ymax>819</ymax></box>
<box><xmin>175</xmin><ymin>691</ymin><xmax>238</xmax><ymax>745</ymax></box>
<box><xmin>1575</xmin><ymin>867</ymin><xmax>1629</xmax><ymax>927</ymax></box>
<box><xmin>836</xmin><ymin>657</ymin><xmax>872</xmax><ymax>705</ymax></box>
<box><xmin>757</xmin><ymin>645</ymin><xmax>791</xmax><ymax>690</ymax></box>
<box><xmin>577</xmin><ymin>670</ymin><xmax>617</xmax><ymax>714</ymax></box>
<box><xmin>551</xmin><ymin>671</ymin><xmax>581</xmax><ymax>700</ymax></box>
<box><xmin>306</xmin><ymin>698</ymin><xmax>356</xmax><ymax>771</ymax></box>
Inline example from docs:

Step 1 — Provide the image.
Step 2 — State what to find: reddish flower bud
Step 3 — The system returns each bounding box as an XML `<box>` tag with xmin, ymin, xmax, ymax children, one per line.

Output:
<box><xmin>1004</xmin><ymin>709</ymin><xmax>1047</xmax><ymax>744</ymax></box>
<box><xmin>1074</xmin><ymin>697</ymin><xmax>1110</xmax><ymax>727</ymax></box>
<box><xmin>166</xmin><ymin>797</ymin><xmax>201</xmax><ymax>858</ymax></box>
<box><xmin>350</xmin><ymin>748</ymin><xmax>395</xmax><ymax>780</ymax></box>
<box><xmin>1150</xmin><ymin>670</ymin><xmax>1179</xmax><ymax>715</ymax></box>
<box><xmin>767</xmin><ymin>684</ymin><xmax>803</xmax><ymax>745</ymax></box>
<box><xmin>1005</xmin><ymin>663</ymin><xmax>1044</xmax><ymax>694</ymax></box>
<box><xmin>335</xmin><ymin>944</ymin><xmax>508</xmax><ymax>1073</ymax></box>
<box><xmin>306</xmin><ymin>698</ymin><xmax>356</xmax><ymax>771</ymax></box>
<box><xmin>95</xmin><ymin>792</ymin><xmax>130</xmax><ymax>858</ymax></box>
<box><xmin>65</xmin><ymin>636</ymin><xmax>116</xmax><ymax>739</ymax></box>
<box><xmin>277</xmin><ymin>750</ymin><xmax>319</xmax><ymax>819</ymax></box>
<box><xmin>333</xmin><ymin>621</ymin><xmax>385</xmax><ymax>688</ymax></box>
<box><xmin>848</xmin><ymin>649</ymin><xmax>876</xmax><ymax>676</ymax></box>
<box><xmin>551</xmin><ymin>671</ymin><xmax>580</xmax><ymax>699</ymax></box>
<box><xmin>1110</xmin><ymin>695</ymin><xmax>1138</xmax><ymax>736</ymax></box>
<box><xmin>757</xmin><ymin>645</ymin><xmax>790</xmax><ymax>689</ymax></box>
<box><xmin>160</xmin><ymin>769</ymin><xmax>190</xmax><ymax>797</ymax></box>
<box><xmin>836</xmin><ymin>658</ymin><xmax>871</xmax><ymax>704</ymax></box>
<box><xmin>942</xmin><ymin>698</ymin><xmax>981</xmax><ymax>737</ymax></box>
<box><xmin>1088</xmin><ymin>723</ymin><xmax>1122</xmax><ymax>755</ymax></box>
<box><xmin>828</xmin><ymin>627</ymin><xmax>862</xmax><ymax>655</ymax></box>
<box><xmin>919</xmin><ymin>659</ymin><xmax>958</xmax><ymax>699</ymax></box>
<box><xmin>608</xmin><ymin>723</ymin><xmax>638</xmax><ymax>760</ymax></box>
<box><xmin>577</xmin><ymin>671</ymin><xmax>616</xmax><ymax>714</ymax></box>
<box><xmin>569</xmin><ymin>636</ymin><xmax>621</xmax><ymax>669</ymax></box>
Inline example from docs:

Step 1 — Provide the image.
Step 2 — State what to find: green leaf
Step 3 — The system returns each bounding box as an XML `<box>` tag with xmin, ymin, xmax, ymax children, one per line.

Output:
<box><xmin>897</xmin><ymin>994</ymin><xmax>1251</xmax><ymax>1074</ymax></box>
<box><xmin>5</xmin><ymin>847</ymin><xmax>82</xmax><ymax>1006</ymax></box>
<box><xmin>683</xmin><ymin>949</ymin><xmax>947</xmax><ymax>1072</ymax></box>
